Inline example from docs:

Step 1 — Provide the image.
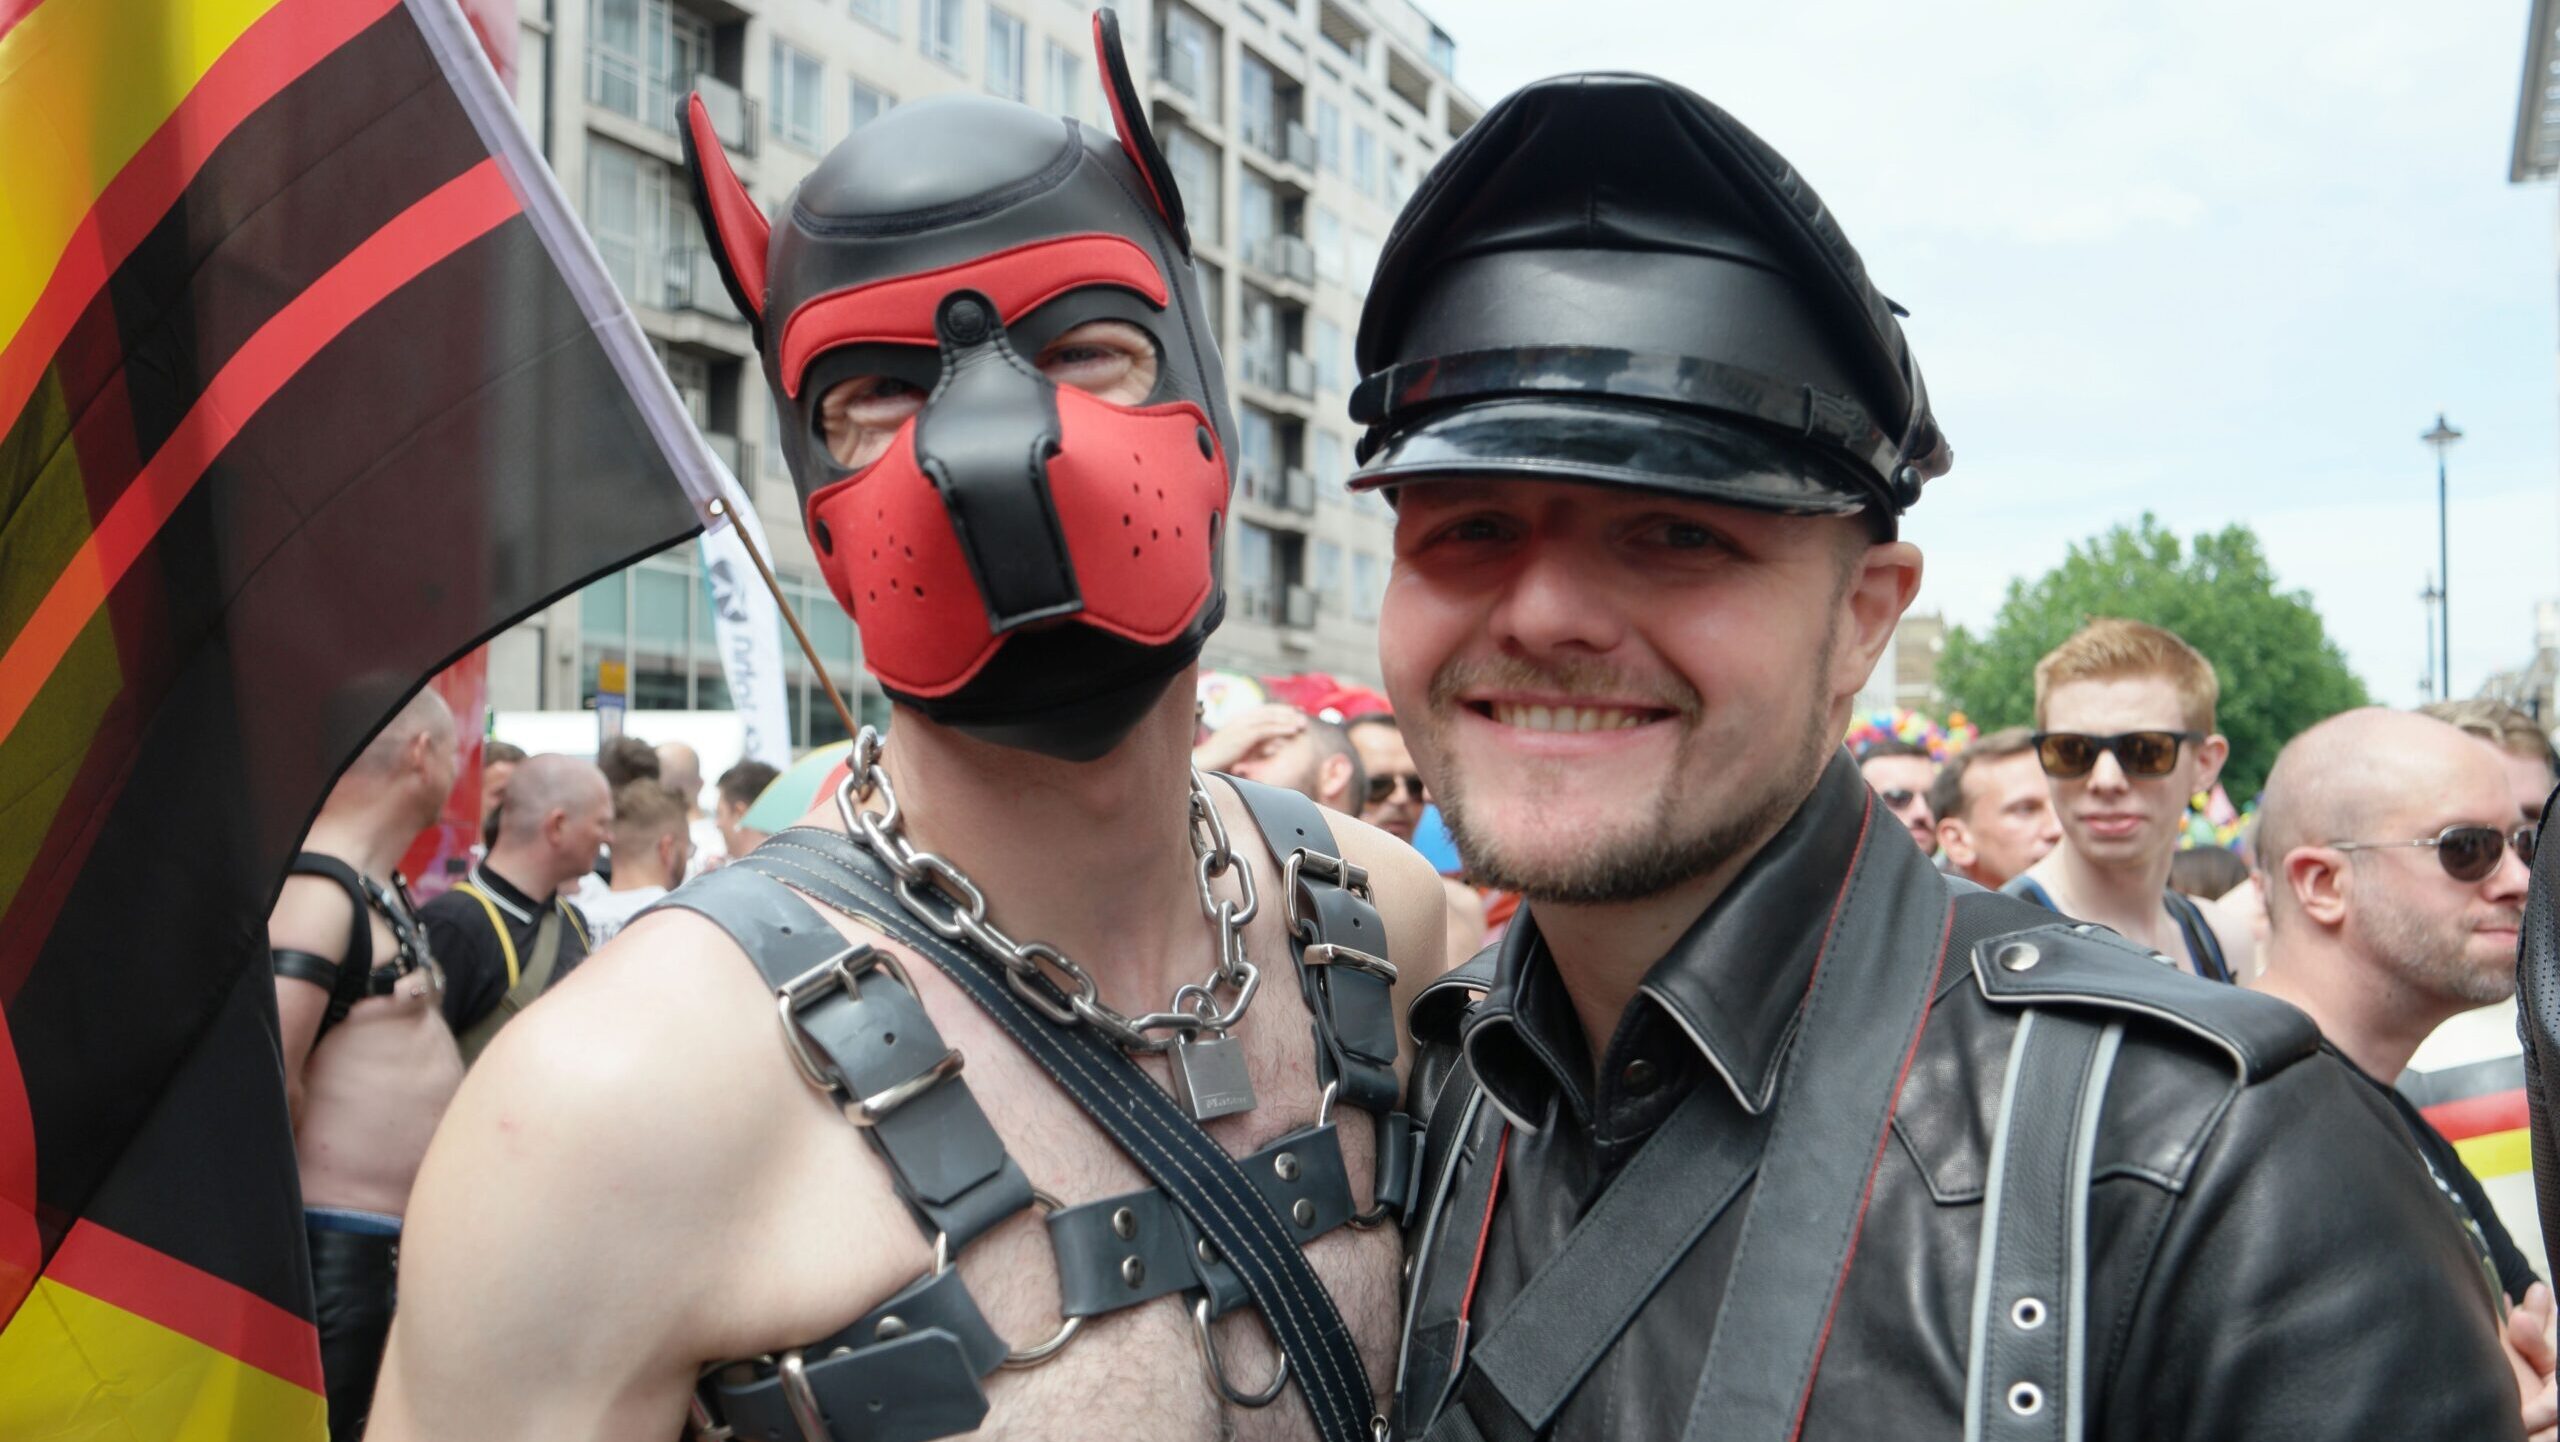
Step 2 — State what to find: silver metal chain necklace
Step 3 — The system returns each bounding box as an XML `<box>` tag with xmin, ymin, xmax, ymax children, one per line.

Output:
<box><xmin>832</xmin><ymin>727</ymin><xmax>1265</xmax><ymax>1120</ymax></box>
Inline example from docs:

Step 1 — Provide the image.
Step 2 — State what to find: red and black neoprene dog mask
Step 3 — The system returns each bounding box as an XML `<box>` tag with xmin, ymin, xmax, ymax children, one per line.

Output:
<box><xmin>680</xmin><ymin>10</ymin><xmax>1236</xmax><ymax>762</ymax></box>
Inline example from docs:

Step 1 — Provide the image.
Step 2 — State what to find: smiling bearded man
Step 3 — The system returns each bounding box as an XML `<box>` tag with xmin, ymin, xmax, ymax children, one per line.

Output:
<box><xmin>1363</xmin><ymin>73</ymin><xmax>2520</xmax><ymax>1441</ymax></box>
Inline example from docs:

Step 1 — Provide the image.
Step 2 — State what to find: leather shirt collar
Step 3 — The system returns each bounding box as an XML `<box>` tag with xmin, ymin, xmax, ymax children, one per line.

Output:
<box><xmin>1461</xmin><ymin>749</ymin><xmax>1876</xmax><ymax>1131</ymax></box>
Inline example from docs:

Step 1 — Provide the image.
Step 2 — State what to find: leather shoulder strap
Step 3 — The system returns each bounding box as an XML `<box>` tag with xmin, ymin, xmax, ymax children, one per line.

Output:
<box><xmin>1463</xmin><ymin>1081</ymin><xmax>1766</xmax><ymax>1435</ymax></box>
<box><xmin>1219</xmin><ymin>774</ymin><xmax>1402</xmax><ymax>1118</ymax></box>
<box><xmin>1968</xmin><ymin>921</ymin><xmax>2315</xmax><ymax>1082</ymax></box>
<box><xmin>1681</xmin><ymin>800</ymin><xmax>1956</xmax><ymax>1442</ymax></box>
<box><xmin>1962</xmin><ymin>1010</ymin><xmax>2125</xmax><ymax>1442</ymax></box>
<box><xmin>2162</xmin><ymin>889</ymin><xmax>2231</xmax><ymax>983</ymax></box>
<box><xmin>287</xmin><ymin>852</ymin><xmax>374</xmax><ymax>1037</ymax></box>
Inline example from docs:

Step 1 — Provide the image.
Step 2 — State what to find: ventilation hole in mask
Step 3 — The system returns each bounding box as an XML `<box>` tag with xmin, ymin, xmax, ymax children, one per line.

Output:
<box><xmin>1152</xmin><ymin>529</ymin><xmax>1160</xmax><ymax>540</ymax></box>
<box><xmin>1124</xmin><ymin>514</ymin><xmax>1132</xmax><ymax>526</ymax></box>
<box><xmin>1132</xmin><ymin>546</ymin><xmax>1141</xmax><ymax>558</ymax></box>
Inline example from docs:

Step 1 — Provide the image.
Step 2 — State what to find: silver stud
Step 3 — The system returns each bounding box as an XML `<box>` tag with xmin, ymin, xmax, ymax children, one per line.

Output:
<box><xmin>1275</xmin><ymin>1152</ymin><xmax>1301</xmax><ymax>1182</ymax></box>
<box><xmin>1111</xmin><ymin>1206</ymin><xmax>1138</xmax><ymax>1240</ymax></box>
<box><xmin>2008</xmin><ymin>1382</ymin><xmax>2044</xmax><ymax>1416</ymax></box>
<box><xmin>1122</xmin><ymin>1256</ymin><xmax>1147</xmax><ymax>1288</ymax></box>
<box><xmin>1197</xmin><ymin>1238</ymin><xmax>1221</xmax><ymax>1266</ymax></box>
<box><xmin>2010</xmin><ymin>1297</ymin><xmax>2046</xmax><ymax>1331</ymax></box>
<box><xmin>872</xmin><ymin>1315</ymin><xmax>907</xmax><ymax>1341</ymax></box>
<box><xmin>2151</xmin><ymin>951</ymin><xmax>2176</xmax><ymax>966</ymax></box>
<box><xmin>1292</xmin><ymin>1198</ymin><xmax>1316</xmax><ymax>1227</ymax></box>
<box><xmin>1996</xmin><ymin>941</ymin><xmax>2041</xmax><ymax>972</ymax></box>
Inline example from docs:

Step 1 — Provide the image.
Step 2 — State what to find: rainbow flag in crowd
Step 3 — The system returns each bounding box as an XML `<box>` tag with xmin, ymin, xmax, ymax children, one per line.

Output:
<box><xmin>2404</xmin><ymin>1004</ymin><xmax>2541</xmax><ymax>1266</ymax></box>
<box><xmin>0</xmin><ymin>0</ymin><xmax>713</xmax><ymax>1430</ymax></box>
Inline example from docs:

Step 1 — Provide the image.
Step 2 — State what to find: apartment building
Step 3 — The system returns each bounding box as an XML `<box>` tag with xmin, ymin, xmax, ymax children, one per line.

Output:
<box><xmin>492</xmin><ymin>0</ymin><xmax>1477</xmax><ymax>748</ymax></box>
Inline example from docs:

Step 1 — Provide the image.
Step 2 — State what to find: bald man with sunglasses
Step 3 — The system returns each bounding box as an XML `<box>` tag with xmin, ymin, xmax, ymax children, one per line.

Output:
<box><xmin>2005</xmin><ymin>619</ymin><xmax>2249</xmax><ymax>981</ymax></box>
<box><xmin>2250</xmin><ymin>707</ymin><xmax>2555</xmax><ymax>1440</ymax></box>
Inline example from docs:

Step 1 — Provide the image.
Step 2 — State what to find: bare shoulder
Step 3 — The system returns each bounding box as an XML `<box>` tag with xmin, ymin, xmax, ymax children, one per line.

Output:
<box><xmin>389</xmin><ymin>907</ymin><xmax>830</xmax><ymax>1422</ymax></box>
<box><xmin>268</xmin><ymin>872</ymin><xmax>356</xmax><ymax>959</ymax></box>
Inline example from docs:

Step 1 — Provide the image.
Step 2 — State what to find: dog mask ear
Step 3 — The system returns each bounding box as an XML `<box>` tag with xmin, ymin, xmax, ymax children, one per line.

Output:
<box><xmin>1091</xmin><ymin>7</ymin><xmax>1191</xmax><ymax>255</ymax></box>
<box><xmin>679</xmin><ymin>91</ymin><xmax>771</xmax><ymax>341</ymax></box>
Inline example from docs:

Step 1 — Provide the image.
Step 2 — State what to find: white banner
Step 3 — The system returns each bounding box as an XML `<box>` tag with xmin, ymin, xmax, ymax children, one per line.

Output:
<box><xmin>699</xmin><ymin>462</ymin><xmax>794</xmax><ymax>767</ymax></box>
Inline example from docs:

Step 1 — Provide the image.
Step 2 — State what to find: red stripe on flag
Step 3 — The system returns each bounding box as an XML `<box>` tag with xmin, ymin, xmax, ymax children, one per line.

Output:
<box><xmin>2422</xmin><ymin>1086</ymin><xmax>2530</xmax><ymax>1144</ymax></box>
<box><xmin>0</xmin><ymin>0</ymin><xmax>404</xmax><ymax>438</ymax></box>
<box><xmin>43</xmin><ymin>1218</ymin><xmax>323</xmax><ymax>1391</ymax></box>
<box><xmin>0</xmin><ymin>158</ymin><xmax>521</xmax><ymax>747</ymax></box>
<box><xmin>0</xmin><ymin>0</ymin><xmax>40</xmax><ymax>46</ymax></box>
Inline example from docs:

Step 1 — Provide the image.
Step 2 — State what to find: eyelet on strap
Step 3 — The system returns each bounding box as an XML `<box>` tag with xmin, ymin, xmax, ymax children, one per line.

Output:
<box><xmin>1192</xmin><ymin>1295</ymin><xmax>1290</xmax><ymax>1406</ymax></box>
<box><xmin>999</xmin><ymin>1190</ymin><xmax>1085</xmax><ymax>1369</ymax></box>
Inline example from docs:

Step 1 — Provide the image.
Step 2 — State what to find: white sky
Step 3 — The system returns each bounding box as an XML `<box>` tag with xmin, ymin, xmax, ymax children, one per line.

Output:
<box><xmin>1419</xmin><ymin>0</ymin><xmax>2560</xmax><ymax>706</ymax></box>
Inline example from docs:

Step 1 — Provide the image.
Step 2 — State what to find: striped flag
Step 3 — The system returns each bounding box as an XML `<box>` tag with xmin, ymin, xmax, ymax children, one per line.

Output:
<box><xmin>0</xmin><ymin>0</ymin><xmax>716</xmax><ymax>1430</ymax></box>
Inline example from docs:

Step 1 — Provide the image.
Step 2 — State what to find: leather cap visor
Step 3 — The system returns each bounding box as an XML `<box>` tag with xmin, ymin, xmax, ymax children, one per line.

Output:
<box><xmin>1349</xmin><ymin>396</ymin><xmax>1876</xmax><ymax>518</ymax></box>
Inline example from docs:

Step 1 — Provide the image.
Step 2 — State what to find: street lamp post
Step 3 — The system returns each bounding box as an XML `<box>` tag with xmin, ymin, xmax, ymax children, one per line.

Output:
<box><xmin>2422</xmin><ymin>413</ymin><xmax>2463</xmax><ymax>700</ymax></box>
<box><xmin>2421</xmin><ymin>574</ymin><xmax>2441</xmax><ymax>702</ymax></box>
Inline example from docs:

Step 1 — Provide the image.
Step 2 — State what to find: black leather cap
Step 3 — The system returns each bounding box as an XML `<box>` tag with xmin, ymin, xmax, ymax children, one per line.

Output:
<box><xmin>1349</xmin><ymin>73</ymin><xmax>1950</xmax><ymax>525</ymax></box>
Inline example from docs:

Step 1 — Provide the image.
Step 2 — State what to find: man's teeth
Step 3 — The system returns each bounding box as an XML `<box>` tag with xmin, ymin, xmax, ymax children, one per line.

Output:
<box><xmin>1489</xmin><ymin>703</ymin><xmax>1652</xmax><ymax>733</ymax></box>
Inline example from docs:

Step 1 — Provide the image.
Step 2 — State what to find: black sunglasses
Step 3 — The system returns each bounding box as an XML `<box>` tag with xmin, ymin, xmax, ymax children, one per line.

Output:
<box><xmin>2031</xmin><ymin>730</ymin><xmax>2205</xmax><ymax>780</ymax></box>
<box><xmin>1365</xmin><ymin>771</ymin><xmax>1428</xmax><ymax>806</ymax></box>
<box><xmin>2332</xmin><ymin>824</ymin><xmax>2536</xmax><ymax>883</ymax></box>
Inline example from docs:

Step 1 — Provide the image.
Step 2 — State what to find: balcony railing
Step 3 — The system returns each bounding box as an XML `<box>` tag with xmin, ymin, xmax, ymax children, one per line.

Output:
<box><xmin>588</xmin><ymin>48</ymin><xmax>758</xmax><ymax>155</ymax></box>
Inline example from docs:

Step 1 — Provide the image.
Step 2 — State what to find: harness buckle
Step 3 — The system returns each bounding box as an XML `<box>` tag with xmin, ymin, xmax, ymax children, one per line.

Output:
<box><xmin>1302</xmin><ymin>942</ymin><xmax>1398</xmax><ymax>984</ymax></box>
<box><xmin>775</xmin><ymin>944</ymin><xmax>920</xmax><ymax>1097</ymax></box>
<box><xmin>1283</xmin><ymin>848</ymin><xmax>1371</xmax><ymax>902</ymax></box>
<box><xmin>852</xmin><ymin>1047</ymin><xmax>967</xmax><ymax>1126</ymax></box>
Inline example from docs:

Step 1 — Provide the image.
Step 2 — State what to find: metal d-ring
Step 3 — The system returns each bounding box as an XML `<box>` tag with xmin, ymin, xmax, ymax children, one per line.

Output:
<box><xmin>1314</xmin><ymin>1081</ymin><xmax>1396</xmax><ymax>1230</ymax></box>
<box><xmin>1191</xmin><ymin>1296</ymin><xmax>1289</xmax><ymax>1407</ymax></box>
<box><xmin>998</xmin><ymin>1190</ymin><xmax>1084</xmax><ymax>1369</ymax></box>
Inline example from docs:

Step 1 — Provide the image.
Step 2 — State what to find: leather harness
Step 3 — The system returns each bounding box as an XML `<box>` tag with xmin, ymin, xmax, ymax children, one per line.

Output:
<box><xmin>270</xmin><ymin>852</ymin><xmax>434</xmax><ymax>1044</ymax></box>
<box><xmin>651</xmin><ymin>777</ymin><xmax>1411</xmax><ymax>1442</ymax></box>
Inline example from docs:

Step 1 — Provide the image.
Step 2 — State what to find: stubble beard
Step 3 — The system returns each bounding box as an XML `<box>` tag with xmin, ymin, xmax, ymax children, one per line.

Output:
<box><xmin>2360</xmin><ymin>892</ymin><xmax>2520</xmax><ymax>1009</ymax></box>
<box><xmin>1422</xmin><ymin>635</ymin><xmax>1838</xmax><ymax>906</ymax></box>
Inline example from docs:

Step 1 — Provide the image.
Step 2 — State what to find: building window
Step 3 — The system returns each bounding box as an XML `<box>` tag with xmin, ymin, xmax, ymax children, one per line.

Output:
<box><xmin>850</xmin><ymin>78</ymin><xmax>896</xmax><ymax>131</ymax></box>
<box><xmin>1238</xmin><ymin>169</ymin><xmax>1278</xmax><ymax>259</ymax></box>
<box><xmin>1386</xmin><ymin>150</ymin><xmax>1410</xmax><ymax>208</ymax></box>
<box><xmin>1160</xmin><ymin>125</ymin><xmax>1222</xmax><ymax>246</ymax></box>
<box><xmin>1158</xmin><ymin>2</ymin><xmax>1222</xmax><ymax>120</ymax></box>
<box><xmin>769</xmin><ymin>38</ymin><xmax>825</xmax><ymax>150</ymax></box>
<box><xmin>584</xmin><ymin>136</ymin><xmax>703</xmax><ymax>311</ymax></box>
<box><xmin>1238</xmin><ymin>50</ymin><xmax>1281</xmax><ymax>154</ymax></box>
<box><xmin>1312</xmin><ymin>206</ymin><xmax>1344</xmax><ymax>283</ymax></box>
<box><xmin>1315</xmin><ymin>539</ymin><xmax>1342</xmax><ymax>611</ymax></box>
<box><xmin>1312</xmin><ymin>316</ymin><xmax>1343</xmax><ymax>394</ymax></box>
<box><xmin>852</xmin><ymin>0</ymin><xmax>900</xmax><ymax>37</ymax></box>
<box><xmin>1043</xmin><ymin>38</ymin><xmax>1081</xmax><ymax>120</ymax></box>
<box><xmin>1312</xmin><ymin>429</ymin><xmax>1347</xmax><ymax>501</ymax></box>
<box><xmin>1232</xmin><ymin>521</ymin><xmax>1299</xmax><ymax>624</ymax></box>
<box><xmin>1236</xmin><ymin>405</ymin><xmax>1279</xmax><ymax>504</ymax></box>
<box><xmin>1351</xmin><ymin>551</ymin><xmax>1381</xmax><ymax>622</ymax></box>
<box><xmin>921</xmin><ymin>0</ymin><xmax>965</xmax><ymax>70</ymax></box>
<box><xmin>1315</xmin><ymin>97</ymin><xmax>1341</xmax><ymax>173</ymax></box>
<box><xmin>985</xmin><ymin>9</ymin><xmax>1026</xmax><ymax>101</ymax></box>
<box><xmin>587</xmin><ymin>0</ymin><xmax>712</xmax><ymax>135</ymax></box>
<box><xmin>1352</xmin><ymin>123</ymin><xmax>1375</xmax><ymax>196</ymax></box>
<box><xmin>1347</xmin><ymin>225</ymin><xmax>1380</xmax><ymax>295</ymax></box>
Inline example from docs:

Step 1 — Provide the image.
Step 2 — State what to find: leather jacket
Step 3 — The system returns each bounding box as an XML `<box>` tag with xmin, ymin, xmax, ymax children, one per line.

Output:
<box><xmin>1395</xmin><ymin>751</ymin><xmax>2519</xmax><ymax>1440</ymax></box>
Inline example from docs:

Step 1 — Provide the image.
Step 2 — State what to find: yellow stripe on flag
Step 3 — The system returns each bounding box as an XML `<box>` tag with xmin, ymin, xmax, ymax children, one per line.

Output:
<box><xmin>0</xmin><ymin>0</ymin><xmax>288</xmax><ymax>345</ymax></box>
<box><xmin>0</xmin><ymin>1276</ymin><xmax>323</xmax><ymax>1440</ymax></box>
<box><xmin>2453</xmin><ymin>1126</ymin><xmax>2532</xmax><ymax>1181</ymax></box>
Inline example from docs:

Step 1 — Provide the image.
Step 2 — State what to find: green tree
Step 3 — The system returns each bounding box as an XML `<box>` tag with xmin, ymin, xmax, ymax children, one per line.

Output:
<box><xmin>1937</xmin><ymin>514</ymin><xmax>2368</xmax><ymax>802</ymax></box>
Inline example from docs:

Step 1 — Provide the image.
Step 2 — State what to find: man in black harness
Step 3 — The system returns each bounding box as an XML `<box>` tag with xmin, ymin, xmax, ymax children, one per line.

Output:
<box><xmin>1361</xmin><ymin>75</ymin><xmax>2519</xmax><ymax>1440</ymax></box>
<box><xmin>375</xmin><ymin>15</ymin><xmax>1443</xmax><ymax>1441</ymax></box>
<box><xmin>269</xmin><ymin>688</ymin><xmax>464</xmax><ymax>1439</ymax></box>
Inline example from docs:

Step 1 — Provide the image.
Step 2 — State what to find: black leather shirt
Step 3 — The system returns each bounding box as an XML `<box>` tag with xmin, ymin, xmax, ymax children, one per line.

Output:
<box><xmin>1408</xmin><ymin>752</ymin><xmax>2522</xmax><ymax>1440</ymax></box>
